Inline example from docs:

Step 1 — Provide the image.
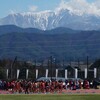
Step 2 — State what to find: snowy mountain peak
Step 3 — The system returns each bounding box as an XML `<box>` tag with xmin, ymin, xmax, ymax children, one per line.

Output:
<box><xmin>0</xmin><ymin>8</ymin><xmax>100</xmax><ymax>30</ymax></box>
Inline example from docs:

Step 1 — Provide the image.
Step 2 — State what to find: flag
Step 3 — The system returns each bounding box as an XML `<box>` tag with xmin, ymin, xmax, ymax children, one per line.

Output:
<box><xmin>65</xmin><ymin>70</ymin><xmax>67</xmax><ymax>79</ymax></box>
<box><xmin>6</xmin><ymin>69</ymin><xmax>9</xmax><ymax>79</ymax></box>
<box><xmin>17</xmin><ymin>69</ymin><xmax>20</xmax><ymax>79</ymax></box>
<box><xmin>36</xmin><ymin>69</ymin><xmax>38</xmax><ymax>79</ymax></box>
<box><xmin>56</xmin><ymin>69</ymin><xmax>58</xmax><ymax>79</ymax></box>
<box><xmin>46</xmin><ymin>69</ymin><xmax>48</xmax><ymax>79</ymax></box>
<box><xmin>75</xmin><ymin>69</ymin><xmax>78</xmax><ymax>79</ymax></box>
<box><xmin>85</xmin><ymin>68</ymin><xmax>87</xmax><ymax>79</ymax></box>
<box><xmin>26</xmin><ymin>69</ymin><xmax>29</xmax><ymax>79</ymax></box>
<box><xmin>94</xmin><ymin>68</ymin><xmax>97</xmax><ymax>78</ymax></box>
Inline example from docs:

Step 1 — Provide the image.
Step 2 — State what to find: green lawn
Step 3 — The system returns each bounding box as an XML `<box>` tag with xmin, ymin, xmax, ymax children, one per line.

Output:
<box><xmin>0</xmin><ymin>95</ymin><xmax>100</xmax><ymax>100</ymax></box>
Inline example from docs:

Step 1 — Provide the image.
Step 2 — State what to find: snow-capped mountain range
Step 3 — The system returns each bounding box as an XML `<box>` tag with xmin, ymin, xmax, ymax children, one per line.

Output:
<box><xmin>0</xmin><ymin>8</ymin><xmax>100</xmax><ymax>30</ymax></box>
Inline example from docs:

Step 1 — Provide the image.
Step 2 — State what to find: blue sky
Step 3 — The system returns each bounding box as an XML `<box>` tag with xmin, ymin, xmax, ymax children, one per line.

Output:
<box><xmin>0</xmin><ymin>0</ymin><xmax>97</xmax><ymax>18</ymax></box>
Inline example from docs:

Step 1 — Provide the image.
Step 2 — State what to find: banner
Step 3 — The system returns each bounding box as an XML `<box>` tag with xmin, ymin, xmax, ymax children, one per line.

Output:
<box><xmin>17</xmin><ymin>69</ymin><xmax>20</xmax><ymax>79</ymax></box>
<box><xmin>94</xmin><ymin>68</ymin><xmax>97</xmax><ymax>78</ymax></box>
<box><xmin>36</xmin><ymin>69</ymin><xmax>38</xmax><ymax>79</ymax></box>
<box><xmin>56</xmin><ymin>69</ymin><xmax>58</xmax><ymax>79</ymax></box>
<box><xmin>85</xmin><ymin>68</ymin><xmax>87</xmax><ymax>79</ymax></box>
<box><xmin>6</xmin><ymin>69</ymin><xmax>9</xmax><ymax>79</ymax></box>
<box><xmin>26</xmin><ymin>69</ymin><xmax>29</xmax><ymax>79</ymax></box>
<box><xmin>75</xmin><ymin>69</ymin><xmax>78</xmax><ymax>79</ymax></box>
<box><xmin>65</xmin><ymin>69</ymin><xmax>67</xmax><ymax>79</ymax></box>
<box><xmin>45</xmin><ymin>69</ymin><xmax>48</xmax><ymax>79</ymax></box>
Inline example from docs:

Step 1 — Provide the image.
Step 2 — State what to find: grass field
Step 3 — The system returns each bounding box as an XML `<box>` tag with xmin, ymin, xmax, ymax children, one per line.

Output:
<box><xmin>0</xmin><ymin>94</ymin><xmax>100</xmax><ymax>100</ymax></box>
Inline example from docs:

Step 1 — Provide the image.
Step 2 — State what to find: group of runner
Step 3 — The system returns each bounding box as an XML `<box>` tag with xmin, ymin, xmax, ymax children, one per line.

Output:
<box><xmin>0</xmin><ymin>79</ymin><xmax>98</xmax><ymax>94</ymax></box>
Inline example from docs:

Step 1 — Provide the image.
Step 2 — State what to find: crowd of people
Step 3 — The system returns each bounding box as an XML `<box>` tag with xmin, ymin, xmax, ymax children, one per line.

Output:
<box><xmin>0</xmin><ymin>79</ymin><xmax>99</xmax><ymax>94</ymax></box>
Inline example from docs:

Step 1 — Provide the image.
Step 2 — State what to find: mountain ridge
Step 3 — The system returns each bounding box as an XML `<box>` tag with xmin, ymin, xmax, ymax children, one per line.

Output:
<box><xmin>0</xmin><ymin>25</ymin><xmax>81</xmax><ymax>35</ymax></box>
<box><xmin>0</xmin><ymin>25</ymin><xmax>100</xmax><ymax>61</ymax></box>
<box><xmin>0</xmin><ymin>8</ymin><xmax>100</xmax><ymax>30</ymax></box>
<box><xmin>0</xmin><ymin>25</ymin><xmax>44</xmax><ymax>35</ymax></box>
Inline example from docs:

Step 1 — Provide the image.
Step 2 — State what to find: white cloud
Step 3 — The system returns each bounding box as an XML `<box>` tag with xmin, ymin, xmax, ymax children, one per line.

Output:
<box><xmin>55</xmin><ymin>0</ymin><xmax>100</xmax><ymax>16</ymax></box>
<box><xmin>29</xmin><ymin>5</ymin><xmax>38</xmax><ymax>12</ymax></box>
<box><xmin>94</xmin><ymin>0</ymin><xmax>100</xmax><ymax>9</ymax></box>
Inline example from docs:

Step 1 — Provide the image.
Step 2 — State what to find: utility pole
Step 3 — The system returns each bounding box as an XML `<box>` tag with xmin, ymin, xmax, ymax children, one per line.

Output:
<box><xmin>78</xmin><ymin>58</ymin><xmax>81</xmax><ymax>78</ymax></box>
<box><xmin>50</xmin><ymin>56</ymin><xmax>53</xmax><ymax>80</ymax></box>
<box><xmin>54</xmin><ymin>58</ymin><xmax>56</xmax><ymax>70</ymax></box>
<box><xmin>87</xmin><ymin>56</ymin><xmax>89</xmax><ymax>79</ymax></box>
<box><xmin>11</xmin><ymin>56</ymin><xmax>17</xmax><ymax>79</ymax></box>
<box><xmin>63</xmin><ymin>60</ymin><xmax>64</xmax><ymax>67</ymax></box>
<box><xmin>41</xmin><ymin>60</ymin><xmax>44</xmax><ymax>77</ymax></box>
<box><xmin>47</xmin><ymin>59</ymin><xmax>50</xmax><ymax>78</ymax></box>
<box><xmin>34</xmin><ymin>59</ymin><xmax>37</xmax><ymax>80</ymax></box>
<box><xmin>78</xmin><ymin>59</ymin><xmax>80</xmax><ymax>68</ymax></box>
<box><xmin>70</xmin><ymin>58</ymin><xmax>72</xmax><ymax>67</ymax></box>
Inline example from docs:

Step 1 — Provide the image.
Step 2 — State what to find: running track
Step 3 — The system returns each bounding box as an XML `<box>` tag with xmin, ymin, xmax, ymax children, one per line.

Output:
<box><xmin>0</xmin><ymin>89</ymin><xmax>100</xmax><ymax>94</ymax></box>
